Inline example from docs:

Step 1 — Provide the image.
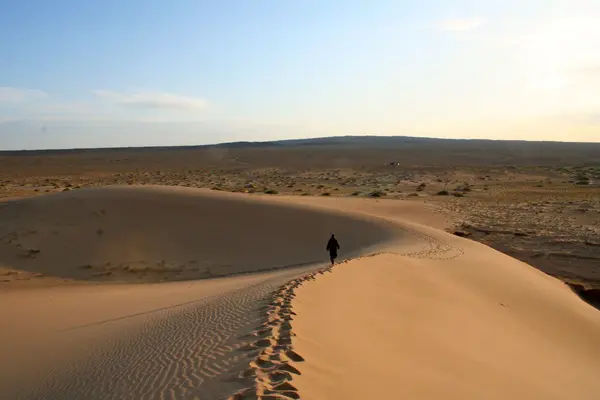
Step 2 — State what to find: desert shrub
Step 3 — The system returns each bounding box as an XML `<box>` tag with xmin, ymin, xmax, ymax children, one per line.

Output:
<box><xmin>321</xmin><ymin>192</ymin><xmax>331</xmax><ymax>196</ymax></box>
<box><xmin>351</xmin><ymin>191</ymin><xmax>361</xmax><ymax>196</ymax></box>
<box><xmin>575</xmin><ymin>179</ymin><xmax>590</xmax><ymax>185</ymax></box>
<box><xmin>575</xmin><ymin>173</ymin><xmax>590</xmax><ymax>185</ymax></box>
<box><xmin>264</xmin><ymin>189</ymin><xmax>278</xmax><ymax>195</ymax></box>
<box><xmin>436</xmin><ymin>190</ymin><xmax>449</xmax><ymax>196</ymax></box>
<box><xmin>369</xmin><ymin>191</ymin><xmax>386</xmax><ymax>198</ymax></box>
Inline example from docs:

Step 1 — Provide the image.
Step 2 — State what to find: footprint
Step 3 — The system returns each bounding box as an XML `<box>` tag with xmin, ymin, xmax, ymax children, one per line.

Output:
<box><xmin>284</xmin><ymin>351</ymin><xmax>304</xmax><ymax>362</ymax></box>
<box><xmin>276</xmin><ymin>363</ymin><xmax>301</xmax><ymax>375</ymax></box>
<box><xmin>271</xmin><ymin>382</ymin><xmax>298</xmax><ymax>392</ymax></box>
<box><xmin>254</xmin><ymin>338</ymin><xmax>277</xmax><ymax>348</ymax></box>
<box><xmin>268</xmin><ymin>371</ymin><xmax>292</xmax><ymax>383</ymax></box>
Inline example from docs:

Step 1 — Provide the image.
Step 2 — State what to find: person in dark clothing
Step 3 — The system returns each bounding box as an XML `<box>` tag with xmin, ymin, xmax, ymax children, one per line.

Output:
<box><xmin>326</xmin><ymin>234</ymin><xmax>340</xmax><ymax>265</ymax></box>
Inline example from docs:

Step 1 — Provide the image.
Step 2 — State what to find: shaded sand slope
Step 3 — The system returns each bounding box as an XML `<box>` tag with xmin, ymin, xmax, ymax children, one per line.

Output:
<box><xmin>0</xmin><ymin>186</ymin><xmax>398</xmax><ymax>283</ymax></box>
<box><xmin>292</xmin><ymin>221</ymin><xmax>600</xmax><ymax>399</ymax></box>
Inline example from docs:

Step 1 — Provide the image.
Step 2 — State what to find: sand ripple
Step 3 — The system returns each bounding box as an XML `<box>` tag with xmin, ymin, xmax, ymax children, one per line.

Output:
<box><xmin>8</xmin><ymin>267</ymin><xmax>318</xmax><ymax>400</ymax></box>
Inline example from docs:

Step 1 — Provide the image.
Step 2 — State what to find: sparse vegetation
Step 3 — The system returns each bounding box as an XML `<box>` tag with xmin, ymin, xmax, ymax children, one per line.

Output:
<box><xmin>369</xmin><ymin>191</ymin><xmax>386</xmax><ymax>198</ymax></box>
<box><xmin>575</xmin><ymin>175</ymin><xmax>590</xmax><ymax>185</ymax></box>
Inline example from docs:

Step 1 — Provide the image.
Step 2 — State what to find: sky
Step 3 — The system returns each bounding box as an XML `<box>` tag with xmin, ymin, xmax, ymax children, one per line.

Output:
<box><xmin>1</xmin><ymin>0</ymin><xmax>600</xmax><ymax>150</ymax></box>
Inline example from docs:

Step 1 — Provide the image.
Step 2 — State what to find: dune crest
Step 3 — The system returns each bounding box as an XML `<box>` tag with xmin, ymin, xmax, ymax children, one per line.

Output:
<box><xmin>0</xmin><ymin>186</ymin><xmax>396</xmax><ymax>284</ymax></box>
<box><xmin>290</xmin><ymin>225</ymin><xmax>600</xmax><ymax>399</ymax></box>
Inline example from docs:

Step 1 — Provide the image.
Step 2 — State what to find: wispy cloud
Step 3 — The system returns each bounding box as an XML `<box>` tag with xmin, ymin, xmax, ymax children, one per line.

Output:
<box><xmin>93</xmin><ymin>90</ymin><xmax>209</xmax><ymax>110</ymax></box>
<box><xmin>0</xmin><ymin>87</ymin><xmax>48</xmax><ymax>102</ymax></box>
<box><xmin>438</xmin><ymin>17</ymin><xmax>485</xmax><ymax>32</ymax></box>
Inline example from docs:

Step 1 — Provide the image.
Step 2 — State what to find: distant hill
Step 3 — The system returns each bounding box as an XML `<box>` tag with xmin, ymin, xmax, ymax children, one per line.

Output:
<box><xmin>1</xmin><ymin>135</ymin><xmax>599</xmax><ymax>167</ymax></box>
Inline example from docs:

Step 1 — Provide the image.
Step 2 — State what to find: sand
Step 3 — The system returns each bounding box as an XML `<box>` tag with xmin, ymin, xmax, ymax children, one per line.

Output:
<box><xmin>291</xmin><ymin>204</ymin><xmax>600</xmax><ymax>400</ymax></box>
<box><xmin>0</xmin><ymin>186</ymin><xmax>397</xmax><ymax>284</ymax></box>
<box><xmin>1</xmin><ymin>185</ymin><xmax>599</xmax><ymax>399</ymax></box>
<box><xmin>0</xmin><ymin>186</ymin><xmax>397</xmax><ymax>399</ymax></box>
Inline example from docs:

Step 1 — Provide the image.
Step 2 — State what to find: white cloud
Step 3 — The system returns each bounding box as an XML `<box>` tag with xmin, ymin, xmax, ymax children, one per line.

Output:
<box><xmin>438</xmin><ymin>18</ymin><xmax>485</xmax><ymax>32</ymax></box>
<box><xmin>0</xmin><ymin>87</ymin><xmax>48</xmax><ymax>102</ymax></box>
<box><xmin>93</xmin><ymin>90</ymin><xmax>208</xmax><ymax>110</ymax></box>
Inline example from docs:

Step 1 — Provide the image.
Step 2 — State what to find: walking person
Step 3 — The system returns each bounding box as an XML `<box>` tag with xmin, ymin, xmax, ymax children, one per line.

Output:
<box><xmin>326</xmin><ymin>234</ymin><xmax>340</xmax><ymax>265</ymax></box>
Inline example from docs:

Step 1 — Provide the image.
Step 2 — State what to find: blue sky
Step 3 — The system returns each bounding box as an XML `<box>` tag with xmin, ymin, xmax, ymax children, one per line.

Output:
<box><xmin>1</xmin><ymin>0</ymin><xmax>599</xmax><ymax>149</ymax></box>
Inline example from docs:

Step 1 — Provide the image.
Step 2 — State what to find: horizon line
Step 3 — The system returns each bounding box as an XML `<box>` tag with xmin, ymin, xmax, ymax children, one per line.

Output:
<box><xmin>2</xmin><ymin>134</ymin><xmax>600</xmax><ymax>153</ymax></box>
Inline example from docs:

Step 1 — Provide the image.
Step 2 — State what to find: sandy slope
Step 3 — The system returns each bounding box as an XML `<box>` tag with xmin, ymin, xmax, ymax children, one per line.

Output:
<box><xmin>1</xmin><ymin>267</ymin><xmax>319</xmax><ymax>399</ymax></box>
<box><xmin>0</xmin><ymin>186</ymin><xmax>397</xmax><ymax>284</ymax></box>
<box><xmin>291</xmin><ymin>209</ymin><xmax>600</xmax><ymax>399</ymax></box>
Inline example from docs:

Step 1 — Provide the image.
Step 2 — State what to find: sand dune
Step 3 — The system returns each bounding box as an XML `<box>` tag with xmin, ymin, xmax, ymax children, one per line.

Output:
<box><xmin>290</xmin><ymin>209</ymin><xmax>600</xmax><ymax>400</ymax></box>
<box><xmin>0</xmin><ymin>186</ymin><xmax>399</xmax><ymax>399</ymax></box>
<box><xmin>2</xmin><ymin>186</ymin><xmax>599</xmax><ymax>399</ymax></box>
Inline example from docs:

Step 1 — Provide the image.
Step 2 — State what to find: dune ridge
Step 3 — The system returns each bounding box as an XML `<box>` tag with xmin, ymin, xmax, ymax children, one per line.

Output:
<box><xmin>0</xmin><ymin>186</ymin><xmax>399</xmax><ymax>285</ymax></box>
<box><xmin>287</xmin><ymin>213</ymin><xmax>600</xmax><ymax>399</ymax></box>
<box><xmin>226</xmin><ymin>266</ymin><xmax>335</xmax><ymax>400</ymax></box>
